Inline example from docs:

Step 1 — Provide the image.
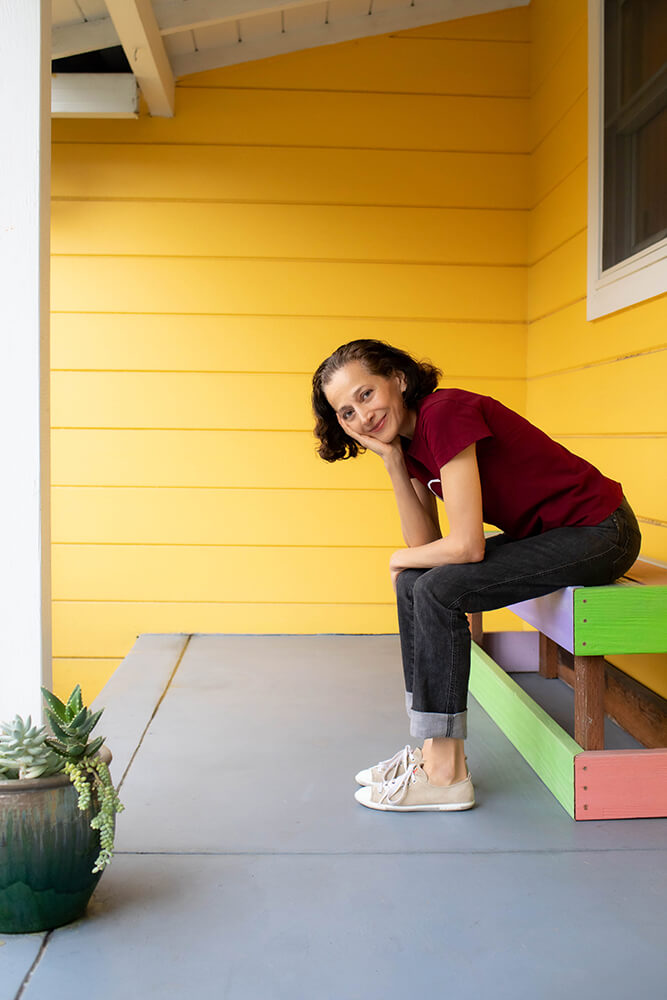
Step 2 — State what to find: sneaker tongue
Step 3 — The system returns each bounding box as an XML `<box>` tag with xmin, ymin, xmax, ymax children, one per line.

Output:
<box><xmin>413</xmin><ymin>747</ymin><xmax>424</xmax><ymax>764</ymax></box>
<box><xmin>410</xmin><ymin>763</ymin><xmax>428</xmax><ymax>784</ymax></box>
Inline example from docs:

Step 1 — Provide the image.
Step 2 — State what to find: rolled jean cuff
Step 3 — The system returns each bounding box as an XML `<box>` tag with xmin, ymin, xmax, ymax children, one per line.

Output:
<box><xmin>405</xmin><ymin>692</ymin><xmax>467</xmax><ymax>740</ymax></box>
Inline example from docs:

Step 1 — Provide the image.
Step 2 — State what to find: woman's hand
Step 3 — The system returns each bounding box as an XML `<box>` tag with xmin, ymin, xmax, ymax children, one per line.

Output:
<box><xmin>389</xmin><ymin>551</ymin><xmax>405</xmax><ymax>591</ymax></box>
<box><xmin>337</xmin><ymin>416</ymin><xmax>404</xmax><ymax>465</ymax></box>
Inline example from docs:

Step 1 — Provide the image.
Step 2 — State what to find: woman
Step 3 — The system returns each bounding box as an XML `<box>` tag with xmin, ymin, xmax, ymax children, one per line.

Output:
<box><xmin>311</xmin><ymin>339</ymin><xmax>641</xmax><ymax>813</ymax></box>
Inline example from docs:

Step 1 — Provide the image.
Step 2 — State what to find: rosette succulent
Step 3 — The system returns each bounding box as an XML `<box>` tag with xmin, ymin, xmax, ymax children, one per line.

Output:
<box><xmin>0</xmin><ymin>715</ymin><xmax>63</xmax><ymax>780</ymax></box>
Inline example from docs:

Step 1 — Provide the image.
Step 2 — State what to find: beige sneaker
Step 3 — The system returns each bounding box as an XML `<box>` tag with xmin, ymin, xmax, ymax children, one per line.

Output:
<box><xmin>355</xmin><ymin>745</ymin><xmax>423</xmax><ymax>787</ymax></box>
<box><xmin>354</xmin><ymin>763</ymin><xmax>474</xmax><ymax>812</ymax></box>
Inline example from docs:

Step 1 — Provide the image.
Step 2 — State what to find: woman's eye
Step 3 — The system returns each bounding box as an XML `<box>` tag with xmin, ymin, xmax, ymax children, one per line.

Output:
<box><xmin>342</xmin><ymin>410</ymin><xmax>353</xmax><ymax>420</ymax></box>
<box><xmin>362</xmin><ymin>389</ymin><xmax>372</xmax><ymax>400</ymax></box>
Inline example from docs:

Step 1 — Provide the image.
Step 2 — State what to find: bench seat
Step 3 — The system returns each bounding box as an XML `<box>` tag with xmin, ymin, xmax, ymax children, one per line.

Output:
<box><xmin>467</xmin><ymin>558</ymin><xmax>667</xmax><ymax>821</ymax></box>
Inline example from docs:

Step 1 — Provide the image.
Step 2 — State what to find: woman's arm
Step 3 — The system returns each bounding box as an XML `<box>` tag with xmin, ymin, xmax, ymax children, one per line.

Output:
<box><xmin>383</xmin><ymin>448</ymin><xmax>442</xmax><ymax>547</ymax></box>
<box><xmin>338</xmin><ymin>419</ymin><xmax>441</xmax><ymax>547</ymax></box>
<box><xmin>389</xmin><ymin>443</ymin><xmax>486</xmax><ymax>583</ymax></box>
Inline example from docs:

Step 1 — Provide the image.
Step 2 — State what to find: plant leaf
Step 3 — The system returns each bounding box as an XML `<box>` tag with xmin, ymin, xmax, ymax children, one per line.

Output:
<box><xmin>41</xmin><ymin>687</ymin><xmax>68</xmax><ymax>723</ymax></box>
<box><xmin>66</xmin><ymin>685</ymin><xmax>83</xmax><ymax>716</ymax></box>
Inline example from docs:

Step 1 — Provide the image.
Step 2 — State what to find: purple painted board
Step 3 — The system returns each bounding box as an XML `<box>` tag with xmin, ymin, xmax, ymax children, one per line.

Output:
<box><xmin>507</xmin><ymin>588</ymin><xmax>577</xmax><ymax>653</ymax></box>
<box><xmin>482</xmin><ymin>631</ymin><xmax>540</xmax><ymax>672</ymax></box>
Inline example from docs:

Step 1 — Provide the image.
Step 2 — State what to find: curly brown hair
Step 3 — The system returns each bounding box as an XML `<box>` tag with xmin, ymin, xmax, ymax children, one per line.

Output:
<box><xmin>312</xmin><ymin>339</ymin><xmax>442</xmax><ymax>462</ymax></box>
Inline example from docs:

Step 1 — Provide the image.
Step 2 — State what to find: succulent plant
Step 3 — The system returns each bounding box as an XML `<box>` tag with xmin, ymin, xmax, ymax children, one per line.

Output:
<box><xmin>42</xmin><ymin>684</ymin><xmax>105</xmax><ymax>760</ymax></box>
<box><xmin>0</xmin><ymin>715</ymin><xmax>63</xmax><ymax>780</ymax></box>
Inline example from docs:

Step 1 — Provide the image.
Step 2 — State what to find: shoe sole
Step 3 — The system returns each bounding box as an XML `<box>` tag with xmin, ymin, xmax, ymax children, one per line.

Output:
<box><xmin>354</xmin><ymin>786</ymin><xmax>474</xmax><ymax>811</ymax></box>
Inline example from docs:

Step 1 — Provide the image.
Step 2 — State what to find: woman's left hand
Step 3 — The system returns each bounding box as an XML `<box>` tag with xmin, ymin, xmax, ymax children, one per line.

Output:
<box><xmin>389</xmin><ymin>552</ymin><xmax>404</xmax><ymax>592</ymax></box>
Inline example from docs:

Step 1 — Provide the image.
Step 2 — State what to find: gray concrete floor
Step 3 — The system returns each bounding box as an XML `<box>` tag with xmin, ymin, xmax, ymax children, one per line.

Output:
<box><xmin>3</xmin><ymin>635</ymin><xmax>666</xmax><ymax>1000</ymax></box>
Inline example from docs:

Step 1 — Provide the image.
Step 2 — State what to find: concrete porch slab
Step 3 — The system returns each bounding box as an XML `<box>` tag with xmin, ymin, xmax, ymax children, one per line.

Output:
<box><xmin>22</xmin><ymin>851</ymin><xmax>667</xmax><ymax>1000</ymax></box>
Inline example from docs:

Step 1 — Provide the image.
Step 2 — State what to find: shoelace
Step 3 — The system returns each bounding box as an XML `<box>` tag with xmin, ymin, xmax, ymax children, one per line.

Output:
<box><xmin>377</xmin><ymin>765</ymin><xmax>419</xmax><ymax>806</ymax></box>
<box><xmin>375</xmin><ymin>744</ymin><xmax>415</xmax><ymax>782</ymax></box>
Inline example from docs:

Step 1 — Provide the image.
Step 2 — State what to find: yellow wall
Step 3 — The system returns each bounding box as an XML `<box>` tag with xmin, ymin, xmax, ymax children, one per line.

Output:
<box><xmin>526</xmin><ymin>0</ymin><xmax>667</xmax><ymax>697</ymax></box>
<box><xmin>50</xmin><ymin>0</ymin><xmax>665</xmax><ymax>705</ymax></box>
<box><xmin>50</xmin><ymin>7</ymin><xmax>530</xmax><ymax>702</ymax></box>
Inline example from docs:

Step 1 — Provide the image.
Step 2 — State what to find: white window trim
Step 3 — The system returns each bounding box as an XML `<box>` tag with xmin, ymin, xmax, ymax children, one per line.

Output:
<box><xmin>587</xmin><ymin>0</ymin><xmax>667</xmax><ymax>321</ymax></box>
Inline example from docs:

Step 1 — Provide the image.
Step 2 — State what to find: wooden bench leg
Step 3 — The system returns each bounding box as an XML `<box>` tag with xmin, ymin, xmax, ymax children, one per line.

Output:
<box><xmin>539</xmin><ymin>633</ymin><xmax>559</xmax><ymax>678</ymax></box>
<box><xmin>574</xmin><ymin>655</ymin><xmax>606</xmax><ymax>750</ymax></box>
<box><xmin>468</xmin><ymin>612</ymin><xmax>483</xmax><ymax>645</ymax></box>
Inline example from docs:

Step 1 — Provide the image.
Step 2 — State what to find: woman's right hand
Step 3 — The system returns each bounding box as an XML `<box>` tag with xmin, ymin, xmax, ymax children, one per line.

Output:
<box><xmin>338</xmin><ymin>417</ymin><xmax>404</xmax><ymax>465</ymax></box>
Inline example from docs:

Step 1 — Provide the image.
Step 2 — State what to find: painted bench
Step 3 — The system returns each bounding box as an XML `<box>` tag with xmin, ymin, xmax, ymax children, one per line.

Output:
<box><xmin>467</xmin><ymin>558</ymin><xmax>667</xmax><ymax>821</ymax></box>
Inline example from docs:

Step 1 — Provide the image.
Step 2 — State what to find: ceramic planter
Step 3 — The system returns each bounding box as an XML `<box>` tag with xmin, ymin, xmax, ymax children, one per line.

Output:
<box><xmin>0</xmin><ymin>748</ymin><xmax>112</xmax><ymax>933</ymax></box>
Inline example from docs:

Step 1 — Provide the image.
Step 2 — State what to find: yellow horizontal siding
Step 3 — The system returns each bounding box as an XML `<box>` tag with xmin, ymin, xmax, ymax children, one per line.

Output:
<box><xmin>50</xmin><ymin>429</ymin><xmax>397</xmax><ymax>490</ymax></box>
<box><xmin>53</xmin><ymin>660</ymin><xmax>123</xmax><ymax>706</ymax></box>
<box><xmin>182</xmin><ymin>34</ymin><xmax>529</xmax><ymax>95</ymax></box>
<box><xmin>51</xmin><ymin>144</ymin><xmax>532</xmax><ymax>209</ymax></box>
<box><xmin>527</xmin><ymin>298</ymin><xmax>667</xmax><ymax>377</ymax></box>
<box><xmin>52</xmin><ymin>488</ymin><xmax>404</xmax><ymax>547</ymax></box>
<box><xmin>51</xmin><ymin>202</ymin><xmax>528</xmax><ymax>265</ymax></box>
<box><xmin>52</xmin><ymin>545</ymin><xmax>398</xmax><ymax>603</ymax></box>
<box><xmin>51</xmin><ymin>89</ymin><xmax>530</xmax><ymax>153</ymax></box>
<box><xmin>51</xmin><ymin>372</ymin><xmax>525</xmax><ymax>429</ymax></box>
<box><xmin>397</xmin><ymin>8</ymin><xmax>530</xmax><ymax>41</ymax></box>
<box><xmin>530</xmin><ymin>23</ymin><xmax>587</xmax><ymax>146</ymax></box>
<box><xmin>51</xmin><ymin>314</ymin><xmax>526</xmax><ymax>378</ymax></box>
<box><xmin>605</xmin><ymin>654</ymin><xmax>667</xmax><ymax>703</ymax></box>
<box><xmin>630</xmin><ymin>523</ymin><xmax>667</xmax><ymax>564</ymax></box>
<box><xmin>526</xmin><ymin>351</ymin><xmax>667</xmax><ymax>436</ymax></box>
<box><xmin>529</xmin><ymin>161</ymin><xmax>586</xmax><ymax>263</ymax></box>
<box><xmin>530</xmin><ymin>0</ymin><xmax>586</xmax><ymax>92</ymax></box>
<box><xmin>527</xmin><ymin>230</ymin><xmax>586</xmax><ymax>321</ymax></box>
<box><xmin>51</xmin><ymin>257</ymin><xmax>526</xmax><ymax>322</ymax></box>
<box><xmin>531</xmin><ymin>92</ymin><xmax>587</xmax><ymax>205</ymax></box>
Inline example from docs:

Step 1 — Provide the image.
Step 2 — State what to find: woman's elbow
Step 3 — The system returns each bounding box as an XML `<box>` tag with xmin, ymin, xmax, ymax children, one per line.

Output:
<box><xmin>455</xmin><ymin>537</ymin><xmax>486</xmax><ymax>564</ymax></box>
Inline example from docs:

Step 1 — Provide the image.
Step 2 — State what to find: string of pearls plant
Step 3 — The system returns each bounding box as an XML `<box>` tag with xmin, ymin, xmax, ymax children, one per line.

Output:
<box><xmin>41</xmin><ymin>685</ymin><xmax>124</xmax><ymax>873</ymax></box>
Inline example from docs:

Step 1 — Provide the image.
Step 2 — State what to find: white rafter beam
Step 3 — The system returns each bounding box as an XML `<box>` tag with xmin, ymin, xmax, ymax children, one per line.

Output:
<box><xmin>104</xmin><ymin>0</ymin><xmax>175</xmax><ymax>117</ymax></box>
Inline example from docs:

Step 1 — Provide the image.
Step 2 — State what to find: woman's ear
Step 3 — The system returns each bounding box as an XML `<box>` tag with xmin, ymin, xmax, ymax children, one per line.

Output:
<box><xmin>396</xmin><ymin>371</ymin><xmax>407</xmax><ymax>393</ymax></box>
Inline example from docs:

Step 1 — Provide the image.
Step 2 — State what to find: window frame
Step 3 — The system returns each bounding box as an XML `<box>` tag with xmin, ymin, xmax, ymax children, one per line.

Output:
<box><xmin>587</xmin><ymin>0</ymin><xmax>667</xmax><ymax>320</ymax></box>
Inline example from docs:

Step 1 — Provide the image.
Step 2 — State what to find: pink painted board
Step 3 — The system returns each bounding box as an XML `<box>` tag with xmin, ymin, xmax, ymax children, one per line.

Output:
<box><xmin>507</xmin><ymin>588</ymin><xmax>576</xmax><ymax>653</ymax></box>
<box><xmin>574</xmin><ymin>748</ymin><xmax>667</xmax><ymax>820</ymax></box>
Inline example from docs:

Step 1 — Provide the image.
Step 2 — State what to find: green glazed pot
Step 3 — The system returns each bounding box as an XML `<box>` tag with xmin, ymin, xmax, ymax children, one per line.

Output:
<box><xmin>0</xmin><ymin>748</ymin><xmax>112</xmax><ymax>934</ymax></box>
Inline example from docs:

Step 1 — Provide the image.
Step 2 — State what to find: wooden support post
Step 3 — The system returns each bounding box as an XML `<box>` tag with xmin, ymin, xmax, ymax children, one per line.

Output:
<box><xmin>0</xmin><ymin>0</ymin><xmax>52</xmax><ymax>721</ymax></box>
<box><xmin>539</xmin><ymin>633</ymin><xmax>559</xmax><ymax>678</ymax></box>
<box><xmin>468</xmin><ymin>612</ymin><xmax>483</xmax><ymax>646</ymax></box>
<box><xmin>574</xmin><ymin>655</ymin><xmax>605</xmax><ymax>750</ymax></box>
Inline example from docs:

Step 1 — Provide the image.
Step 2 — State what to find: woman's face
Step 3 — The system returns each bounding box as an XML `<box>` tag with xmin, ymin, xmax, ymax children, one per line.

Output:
<box><xmin>324</xmin><ymin>359</ymin><xmax>416</xmax><ymax>442</ymax></box>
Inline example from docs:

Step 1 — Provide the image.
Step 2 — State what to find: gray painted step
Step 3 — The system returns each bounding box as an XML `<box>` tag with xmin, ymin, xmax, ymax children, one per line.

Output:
<box><xmin>24</xmin><ymin>851</ymin><xmax>667</xmax><ymax>1000</ymax></box>
<box><xmin>114</xmin><ymin>635</ymin><xmax>667</xmax><ymax>854</ymax></box>
<box><xmin>0</xmin><ymin>932</ymin><xmax>45</xmax><ymax>1000</ymax></box>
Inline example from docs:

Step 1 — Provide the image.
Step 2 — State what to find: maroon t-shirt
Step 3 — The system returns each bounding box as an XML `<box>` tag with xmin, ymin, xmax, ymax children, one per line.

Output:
<box><xmin>403</xmin><ymin>389</ymin><xmax>623</xmax><ymax>538</ymax></box>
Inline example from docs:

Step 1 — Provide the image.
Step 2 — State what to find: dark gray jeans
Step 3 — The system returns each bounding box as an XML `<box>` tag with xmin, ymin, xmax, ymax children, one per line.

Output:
<box><xmin>396</xmin><ymin>497</ymin><xmax>641</xmax><ymax>740</ymax></box>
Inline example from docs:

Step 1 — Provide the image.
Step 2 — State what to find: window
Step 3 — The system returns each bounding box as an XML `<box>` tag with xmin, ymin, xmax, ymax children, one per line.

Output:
<box><xmin>587</xmin><ymin>0</ymin><xmax>667</xmax><ymax>319</ymax></box>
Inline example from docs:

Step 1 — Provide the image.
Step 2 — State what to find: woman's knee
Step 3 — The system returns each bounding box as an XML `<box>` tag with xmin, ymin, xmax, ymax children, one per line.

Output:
<box><xmin>396</xmin><ymin>568</ymin><xmax>424</xmax><ymax>602</ymax></box>
<box><xmin>412</xmin><ymin>564</ymin><xmax>472</xmax><ymax>610</ymax></box>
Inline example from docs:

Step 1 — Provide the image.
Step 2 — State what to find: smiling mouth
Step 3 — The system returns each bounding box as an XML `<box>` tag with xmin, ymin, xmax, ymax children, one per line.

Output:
<box><xmin>370</xmin><ymin>414</ymin><xmax>387</xmax><ymax>434</ymax></box>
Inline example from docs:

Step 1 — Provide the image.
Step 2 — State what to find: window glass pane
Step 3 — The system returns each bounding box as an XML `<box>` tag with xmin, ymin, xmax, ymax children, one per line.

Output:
<box><xmin>634</xmin><ymin>106</ymin><xmax>667</xmax><ymax>249</ymax></box>
<box><xmin>621</xmin><ymin>0</ymin><xmax>667</xmax><ymax>102</ymax></box>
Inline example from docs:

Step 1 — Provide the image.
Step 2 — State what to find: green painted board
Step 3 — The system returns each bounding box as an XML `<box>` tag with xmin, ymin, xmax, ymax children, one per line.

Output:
<box><xmin>574</xmin><ymin>586</ymin><xmax>667</xmax><ymax>655</ymax></box>
<box><xmin>469</xmin><ymin>643</ymin><xmax>581</xmax><ymax>817</ymax></box>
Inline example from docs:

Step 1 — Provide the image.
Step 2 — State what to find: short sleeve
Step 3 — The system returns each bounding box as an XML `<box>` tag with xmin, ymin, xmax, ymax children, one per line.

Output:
<box><xmin>422</xmin><ymin>397</ymin><xmax>492</xmax><ymax>470</ymax></box>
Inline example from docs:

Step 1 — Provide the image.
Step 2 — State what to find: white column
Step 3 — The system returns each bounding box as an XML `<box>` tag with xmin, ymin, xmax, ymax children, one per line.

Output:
<box><xmin>0</xmin><ymin>1</ymin><xmax>52</xmax><ymax>720</ymax></box>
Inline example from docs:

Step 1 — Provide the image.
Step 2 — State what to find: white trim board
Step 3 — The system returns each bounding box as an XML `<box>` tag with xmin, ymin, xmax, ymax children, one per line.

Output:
<box><xmin>587</xmin><ymin>0</ymin><xmax>667</xmax><ymax>321</ymax></box>
<box><xmin>51</xmin><ymin>73</ymin><xmax>139</xmax><ymax>117</ymax></box>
